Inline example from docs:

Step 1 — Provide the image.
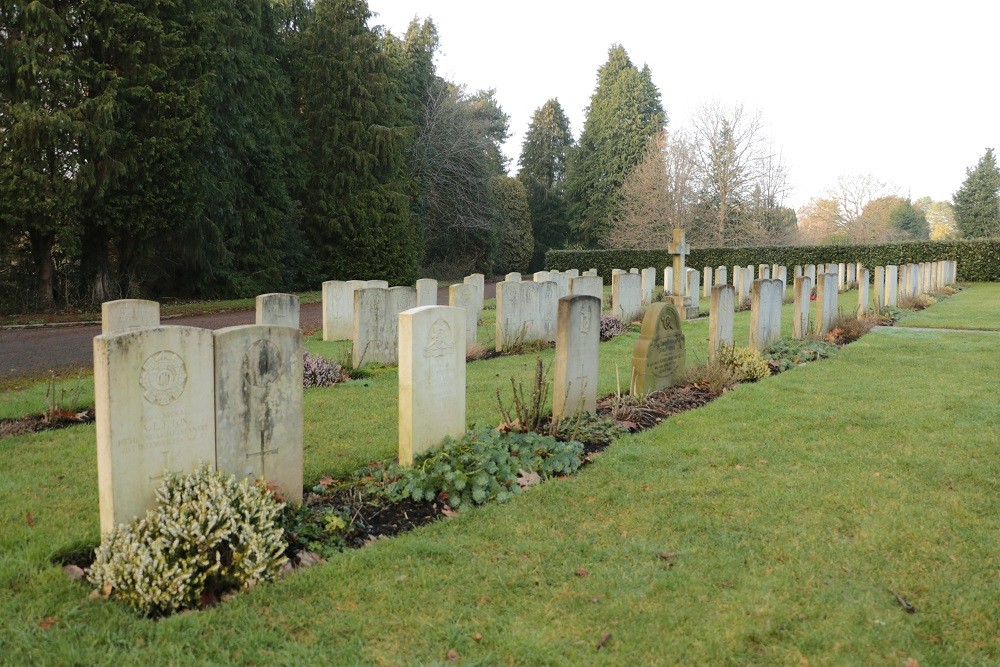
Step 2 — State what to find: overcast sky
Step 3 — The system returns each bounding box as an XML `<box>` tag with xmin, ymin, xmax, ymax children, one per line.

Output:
<box><xmin>368</xmin><ymin>0</ymin><xmax>998</xmax><ymax>210</ymax></box>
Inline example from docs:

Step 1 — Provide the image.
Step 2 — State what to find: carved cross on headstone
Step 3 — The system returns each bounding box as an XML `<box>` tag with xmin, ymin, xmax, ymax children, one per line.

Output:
<box><xmin>668</xmin><ymin>228</ymin><xmax>691</xmax><ymax>298</ymax></box>
<box><xmin>149</xmin><ymin>449</ymin><xmax>172</xmax><ymax>482</ymax></box>
<box><xmin>246</xmin><ymin>430</ymin><xmax>279</xmax><ymax>482</ymax></box>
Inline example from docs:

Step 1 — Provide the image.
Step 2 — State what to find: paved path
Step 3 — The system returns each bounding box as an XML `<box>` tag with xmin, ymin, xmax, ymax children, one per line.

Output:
<box><xmin>874</xmin><ymin>325</ymin><xmax>1000</xmax><ymax>335</ymax></box>
<box><xmin>0</xmin><ymin>282</ymin><xmax>498</xmax><ymax>379</ymax></box>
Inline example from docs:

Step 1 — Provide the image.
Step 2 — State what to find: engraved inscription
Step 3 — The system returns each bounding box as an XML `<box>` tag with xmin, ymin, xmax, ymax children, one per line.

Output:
<box><xmin>580</xmin><ymin>306</ymin><xmax>592</xmax><ymax>335</ymax></box>
<box><xmin>139</xmin><ymin>351</ymin><xmax>187</xmax><ymax>405</ymax></box>
<box><xmin>424</xmin><ymin>319</ymin><xmax>454</xmax><ymax>357</ymax></box>
<box><xmin>245</xmin><ymin>339</ymin><xmax>282</xmax><ymax>387</ymax></box>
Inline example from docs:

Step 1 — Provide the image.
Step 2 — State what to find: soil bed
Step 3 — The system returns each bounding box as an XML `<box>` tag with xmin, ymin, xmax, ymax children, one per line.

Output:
<box><xmin>0</xmin><ymin>409</ymin><xmax>94</xmax><ymax>439</ymax></box>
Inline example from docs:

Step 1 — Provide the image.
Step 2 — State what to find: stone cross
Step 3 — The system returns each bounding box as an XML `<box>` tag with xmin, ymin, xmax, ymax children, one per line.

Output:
<box><xmin>668</xmin><ymin>228</ymin><xmax>691</xmax><ymax>299</ymax></box>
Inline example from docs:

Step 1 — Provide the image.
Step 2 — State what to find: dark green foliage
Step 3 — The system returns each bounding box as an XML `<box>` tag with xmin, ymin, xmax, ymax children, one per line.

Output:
<box><xmin>953</xmin><ymin>148</ymin><xmax>1000</xmax><ymax>238</ymax></box>
<box><xmin>518</xmin><ymin>99</ymin><xmax>573</xmax><ymax>269</ymax></box>
<box><xmin>491</xmin><ymin>176</ymin><xmax>534</xmax><ymax>275</ymax></box>
<box><xmin>285</xmin><ymin>0</ymin><xmax>419</xmax><ymax>286</ymax></box>
<box><xmin>383</xmin><ymin>428</ymin><xmax>583</xmax><ymax>509</ymax></box>
<box><xmin>564</xmin><ymin>44</ymin><xmax>665</xmax><ymax>248</ymax></box>
<box><xmin>763</xmin><ymin>339</ymin><xmax>839</xmax><ymax>372</ymax></box>
<box><xmin>554</xmin><ymin>412</ymin><xmax>625</xmax><ymax>450</ymax></box>
<box><xmin>888</xmin><ymin>199</ymin><xmax>930</xmax><ymax>239</ymax></box>
<box><xmin>546</xmin><ymin>238</ymin><xmax>1000</xmax><ymax>282</ymax></box>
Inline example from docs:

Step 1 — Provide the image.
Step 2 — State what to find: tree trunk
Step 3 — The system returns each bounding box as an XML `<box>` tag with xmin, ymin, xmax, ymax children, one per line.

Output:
<box><xmin>28</xmin><ymin>231</ymin><xmax>56</xmax><ymax>309</ymax></box>
<box><xmin>81</xmin><ymin>224</ymin><xmax>114</xmax><ymax>303</ymax></box>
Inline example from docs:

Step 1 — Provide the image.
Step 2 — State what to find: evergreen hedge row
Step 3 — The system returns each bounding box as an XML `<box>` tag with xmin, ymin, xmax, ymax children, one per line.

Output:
<box><xmin>546</xmin><ymin>239</ymin><xmax>1000</xmax><ymax>282</ymax></box>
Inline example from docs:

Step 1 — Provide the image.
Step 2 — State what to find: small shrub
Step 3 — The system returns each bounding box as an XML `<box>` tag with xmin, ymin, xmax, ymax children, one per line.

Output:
<box><xmin>899</xmin><ymin>293</ymin><xmax>938</xmax><ymax>310</ymax></box>
<box><xmin>88</xmin><ymin>467</ymin><xmax>287</xmax><ymax>617</ymax></box>
<box><xmin>465</xmin><ymin>343</ymin><xmax>492</xmax><ymax>361</ymax></box>
<box><xmin>764</xmin><ymin>339</ymin><xmax>839</xmax><ymax>371</ymax></box>
<box><xmin>735</xmin><ymin>297</ymin><xmax>752</xmax><ymax>312</ymax></box>
<box><xmin>554</xmin><ymin>412</ymin><xmax>625</xmax><ymax>449</ymax></box>
<box><xmin>716</xmin><ymin>345</ymin><xmax>770</xmax><ymax>382</ymax></box>
<box><xmin>383</xmin><ymin>428</ymin><xmax>583</xmax><ymax>509</ymax></box>
<box><xmin>303</xmin><ymin>351</ymin><xmax>343</xmax><ymax>387</ymax></box>
<box><xmin>681</xmin><ymin>361</ymin><xmax>739</xmax><ymax>394</ymax></box>
<box><xmin>870</xmin><ymin>305</ymin><xmax>904</xmax><ymax>325</ymax></box>
<box><xmin>824</xmin><ymin>312</ymin><xmax>874</xmax><ymax>344</ymax></box>
<box><xmin>599</xmin><ymin>315</ymin><xmax>629</xmax><ymax>341</ymax></box>
<box><xmin>497</xmin><ymin>358</ymin><xmax>550</xmax><ymax>434</ymax></box>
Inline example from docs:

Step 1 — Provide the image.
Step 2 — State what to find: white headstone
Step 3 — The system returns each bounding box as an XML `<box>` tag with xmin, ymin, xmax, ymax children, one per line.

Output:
<box><xmin>505</xmin><ymin>272</ymin><xmax>522</xmax><ymax>282</ymax></box>
<box><xmin>612</xmin><ymin>272</ymin><xmax>643</xmax><ymax>323</ymax></box>
<box><xmin>256</xmin><ymin>293</ymin><xmax>299</xmax><ymax>329</ymax></box>
<box><xmin>815</xmin><ymin>273</ymin><xmax>837</xmax><ymax>336</ymax></box>
<box><xmin>495</xmin><ymin>281</ymin><xmax>525</xmax><ymax>352</ymax></box>
<box><xmin>565</xmin><ymin>269</ymin><xmax>580</xmax><ymax>278</ymax></box>
<box><xmin>792</xmin><ymin>276</ymin><xmax>812</xmax><ymax>340</ymax></box>
<box><xmin>874</xmin><ymin>266</ymin><xmax>885</xmax><ymax>306</ymax></box>
<box><xmin>398</xmin><ymin>306</ymin><xmax>466</xmax><ymax>466</ymax></box>
<box><xmin>386</xmin><ymin>286</ymin><xmax>418</xmax><ymax>362</ymax></box>
<box><xmin>857</xmin><ymin>268</ymin><xmax>870</xmax><ymax>316</ymax></box>
<box><xmin>448</xmin><ymin>283</ymin><xmax>479</xmax><ymax>349</ymax></box>
<box><xmin>214</xmin><ymin>325</ymin><xmax>303</xmax><ymax>503</ymax></box>
<box><xmin>641</xmin><ymin>267</ymin><xmax>657</xmax><ymax>305</ymax></box>
<box><xmin>749</xmin><ymin>279</ymin><xmax>782</xmax><ymax>351</ymax></box>
<box><xmin>322</xmin><ymin>279</ymin><xmax>365</xmax><ymax>341</ymax></box>
<box><xmin>416</xmin><ymin>278</ymin><xmax>438</xmax><ymax>307</ymax></box>
<box><xmin>366</xmin><ymin>279</ymin><xmax>389</xmax><ymax>289</ymax></box>
<box><xmin>539</xmin><ymin>281</ymin><xmax>560</xmax><ymax>342</ymax></box>
<box><xmin>353</xmin><ymin>287</ymin><xmax>390</xmax><ymax>367</ymax></box>
<box><xmin>533</xmin><ymin>271</ymin><xmax>551</xmax><ymax>283</ymax></box>
<box><xmin>702</xmin><ymin>267</ymin><xmax>712</xmax><ymax>298</ymax></box>
<box><xmin>553</xmin><ymin>295</ymin><xmax>601</xmax><ymax>422</ymax></box>
<box><xmin>663</xmin><ymin>267</ymin><xmax>674</xmax><ymax>295</ymax></box>
<box><xmin>708</xmin><ymin>285</ymin><xmax>735</xmax><ymax>360</ymax></box>
<box><xmin>846</xmin><ymin>263</ymin><xmax>856</xmax><ymax>288</ymax></box>
<box><xmin>571</xmin><ymin>275</ymin><xmax>604</xmax><ymax>304</ymax></box>
<box><xmin>101</xmin><ymin>299</ymin><xmax>160</xmax><ymax>336</ymax></box>
<box><xmin>583</xmin><ymin>268</ymin><xmax>598</xmax><ymax>277</ymax></box>
<box><xmin>884</xmin><ymin>265</ymin><xmax>898</xmax><ymax>307</ymax></box>
<box><xmin>805</xmin><ymin>264</ymin><xmax>816</xmax><ymax>285</ymax></box>
<box><xmin>94</xmin><ymin>326</ymin><xmax>216</xmax><ymax>533</ymax></box>
<box><xmin>758</xmin><ymin>264</ymin><xmax>770</xmax><ymax>280</ymax></box>
<box><xmin>463</xmin><ymin>274</ymin><xmax>485</xmax><ymax>327</ymax></box>
<box><xmin>715</xmin><ymin>266</ymin><xmax>728</xmax><ymax>286</ymax></box>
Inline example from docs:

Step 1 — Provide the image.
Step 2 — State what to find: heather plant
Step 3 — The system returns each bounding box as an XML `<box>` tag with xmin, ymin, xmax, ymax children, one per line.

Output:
<box><xmin>88</xmin><ymin>467</ymin><xmax>287</xmax><ymax>617</ymax></box>
<box><xmin>303</xmin><ymin>351</ymin><xmax>344</xmax><ymax>387</ymax></box>
<box><xmin>599</xmin><ymin>315</ymin><xmax>629</xmax><ymax>341</ymax></box>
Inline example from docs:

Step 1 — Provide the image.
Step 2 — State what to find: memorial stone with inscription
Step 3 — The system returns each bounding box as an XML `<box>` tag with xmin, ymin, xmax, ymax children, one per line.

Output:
<box><xmin>448</xmin><ymin>283</ymin><xmax>478</xmax><ymax>349</ymax></box>
<box><xmin>708</xmin><ymin>285</ymin><xmax>735</xmax><ymax>360</ymax></box>
<box><xmin>323</xmin><ymin>280</ymin><xmax>366</xmax><ymax>341</ymax></box>
<box><xmin>256</xmin><ymin>293</ymin><xmax>299</xmax><ymax>328</ymax></box>
<box><xmin>612</xmin><ymin>272</ymin><xmax>642</xmax><ymax>323</ymax></box>
<box><xmin>631</xmin><ymin>302</ymin><xmax>686</xmax><ymax>395</ymax></box>
<box><xmin>792</xmin><ymin>275</ymin><xmax>812</xmax><ymax>340</ymax></box>
<box><xmin>102</xmin><ymin>299</ymin><xmax>160</xmax><ymax>335</ymax></box>
<box><xmin>416</xmin><ymin>278</ymin><xmax>438</xmax><ymax>307</ymax></box>
<box><xmin>553</xmin><ymin>295</ymin><xmax>601</xmax><ymax>422</ymax></box>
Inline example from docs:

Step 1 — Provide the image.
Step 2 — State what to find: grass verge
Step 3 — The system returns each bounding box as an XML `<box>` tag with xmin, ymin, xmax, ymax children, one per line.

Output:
<box><xmin>897</xmin><ymin>283</ymin><xmax>1000</xmax><ymax>331</ymax></box>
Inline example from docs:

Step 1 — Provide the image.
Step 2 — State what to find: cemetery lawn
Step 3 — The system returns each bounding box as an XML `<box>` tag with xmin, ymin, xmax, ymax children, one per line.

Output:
<box><xmin>2</xmin><ymin>291</ymin><xmax>998</xmax><ymax>663</ymax></box>
<box><xmin>897</xmin><ymin>282</ymin><xmax>1000</xmax><ymax>331</ymax></box>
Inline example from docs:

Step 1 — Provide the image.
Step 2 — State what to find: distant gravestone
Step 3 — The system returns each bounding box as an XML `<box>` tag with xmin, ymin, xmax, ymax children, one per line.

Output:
<box><xmin>612</xmin><ymin>268</ymin><xmax>625</xmax><ymax>276</ymax></box>
<box><xmin>629</xmin><ymin>268</ymin><xmax>639</xmax><ymax>274</ymax></box>
<box><xmin>846</xmin><ymin>263</ymin><xmax>856</xmax><ymax>288</ymax></box>
<box><xmin>505</xmin><ymin>272</ymin><xmax>522</xmax><ymax>282</ymax></box>
<box><xmin>794</xmin><ymin>265</ymin><xmax>803</xmax><ymax>279</ymax></box>
<box><xmin>214</xmin><ymin>325</ymin><xmax>303</xmax><ymax>503</ymax></box>
<box><xmin>663</xmin><ymin>267</ymin><xmax>673</xmax><ymax>295</ymax></box>
<box><xmin>631</xmin><ymin>302</ymin><xmax>686</xmax><ymax>395</ymax></box>
<box><xmin>366</xmin><ymin>279</ymin><xmax>389</xmax><ymax>289</ymax></box>
<box><xmin>837</xmin><ymin>263</ymin><xmax>847</xmax><ymax>292</ymax></box>
<box><xmin>101</xmin><ymin>299</ymin><xmax>160</xmax><ymax>336</ymax></box>
<box><xmin>387</xmin><ymin>286</ymin><xmax>418</xmax><ymax>361</ymax></box>
<box><xmin>792</xmin><ymin>276</ymin><xmax>812</xmax><ymax>340</ymax></box>
<box><xmin>612</xmin><ymin>272</ymin><xmax>642</xmax><ymax>323</ymax></box>
<box><xmin>398</xmin><ymin>306</ymin><xmax>466</xmax><ymax>466</ymax></box>
<box><xmin>708</xmin><ymin>284</ymin><xmax>735</xmax><ymax>360</ymax></box>
<box><xmin>570</xmin><ymin>275</ymin><xmax>603</xmax><ymax>304</ymax></box>
<box><xmin>875</xmin><ymin>266</ymin><xmax>886</xmax><ymax>305</ymax></box>
<box><xmin>94</xmin><ymin>326</ymin><xmax>216</xmax><ymax>533</ymax></box>
<box><xmin>551</xmin><ymin>271</ymin><xmax>571</xmax><ymax>299</ymax></box>
<box><xmin>583</xmin><ymin>268</ymin><xmax>598</xmax><ymax>277</ymax></box>
<box><xmin>539</xmin><ymin>281</ymin><xmax>560</xmax><ymax>342</ymax></box>
<box><xmin>566</xmin><ymin>269</ymin><xmax>580</xmax><ymax>278</ymax></box>
<box><xmin>884</xmin><ymin>265</ymin><xmax>898</xmax><ymax>307</ymax></box>
<box><xmin>702</xmin><ymin>267</ymin><xmax>712</xmax><ymax>298</ymax></box>
<box><xmin>495</xmin><ymin>281</ymin><xmax>525</xmax><ymax>352</ymax></box>
<box><xmin>857</xmin><ymin>268</ymin><xmax>871</xmax><ymax>315</ymax></box>
<box><xmin>353</xmin><ymin>287</ymin><xmax>390</xmax><ymax>367</ymax></box>
<box><xmin>715</xmin><ymin>266</ymin><xmax>728</xmax><ymax>286</ymax></box>
<box><xmin>674</xmin><ymin>267</ymin><xmax>699</xmax><ymax>319</ymax></box>
<box><xmin>256</xmin><ymin>293</ymin><xmax>299</xmax><ymax>329</ymax></box>
<box><xmin>463</xmin><ymin>273</ymin><xmax>485</xmax><ymax>327</ymax></box>
<box><xmin>448</xmin><ymin>283</ymin><xmax>478</xmax><ymax>349</ymax></box>
<box><xmin>533</xmin><ymin>271</ymin><xmax>551</xmax><ymax>283</ymax></box>
<box><xmin>805</xmin><ymin>264</ymin><xmax>816</xmax><ymax>285</ymax></box>
<box><xmin>641</xmin><ymin>267</ymin><xmax>657</xmax><ymax>305</ymax></box>
<box><xmin>815</xmin><ymin>273</ymin><xmax>838</xmax><ymax>336</ymax></box>
<box><xmin>553</xmin><ymin>295</ymin><xmax>601</xmax><ymax>422</ymax></box>
<box><xmin>416</xmin><ymin>278</ymin><xmax>438</xmax><ymax>307</ymax></box>
<box><xmin>758</xmin><ymin>264</ymin><xmax>770</xmax><ymax>280</ymax></box>
<box><xmin>323</xmin><ymin>280</ymin><xmax>359</xmax><ymax>341</ymax></box>
<box><xmin>749</xmin><ymin>279</ymin><xmax>783</xmax><ymax>351</ymax></box>
<box><xmin>776</xmin><ymin>266</ymin><xmax>788</xmax><ymax>295</ymax></box>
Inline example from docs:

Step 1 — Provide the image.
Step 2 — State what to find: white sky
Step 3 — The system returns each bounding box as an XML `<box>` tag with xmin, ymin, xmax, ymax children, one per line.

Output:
<box><xmin>368</xmin><ymin>0</ymin><xmax>999</xmax><ymax>210</ymax></box>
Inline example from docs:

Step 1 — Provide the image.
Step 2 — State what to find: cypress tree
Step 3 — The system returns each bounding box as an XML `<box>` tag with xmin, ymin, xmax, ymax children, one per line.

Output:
<box><xmin>953</xmin><ymin>148</ymin><xmax>1000</xmax><ymax>238</ymax></box>
<box><xmin>490</xmin><ymin>176</ymin><xmax>534</xmax><ymax>275</ymax></box>
<box><xmin>564</xmin><ymin>45</ymin><xmax>665</xmax><ymax>248</ymax></box>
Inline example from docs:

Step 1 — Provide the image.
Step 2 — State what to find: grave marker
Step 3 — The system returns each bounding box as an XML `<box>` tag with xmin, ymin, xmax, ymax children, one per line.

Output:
<box><xmin>792</xmin><ymin>276</ymin><xmax>812</xmax><ymax>340</ymax></box>
<box><xmin>448</xmin><ymin>283</ymin><xmax>479</xmax><ymax>349</ymax></box>
<box><xmin>612</xmin><ymin>272</ymin><xmax>642</xmax><ymax>323</ymax></box>
<box><xmin>416</xmin><ymin>278</ymin><xmax>438</xmax><ymax>307</ymax></box>
<box><xmin>814</xmin><ymin>273</ymin><xmax>837</xmax><ymax>336</ymax></box>
<box><xmin>749</xmin><ymin>279</ymin><xmax>783</xmax><ymax>350</ymax></box>
<box><xmin>553</xmin><ymin>295</ymin><xmax>601</xmax><ymax>422</ymax></box>
<box><xmin>631</xmin><ymin>303</ymin><xmax>686</xmax><ymax>395</ymax></box>
<box><xmin>708</xmin><ymin>285</ymin><xmax>735</xmax><ymax>360</ymax></box>
<box><xmin>102</xmin><ymin>299</ymin><xmax>160</xmax><ymax>335</ymax></box>
<box><xmin>256</xmin><ymin>293</ymin><xmax>299</xmax><ymax>328</ymax></box>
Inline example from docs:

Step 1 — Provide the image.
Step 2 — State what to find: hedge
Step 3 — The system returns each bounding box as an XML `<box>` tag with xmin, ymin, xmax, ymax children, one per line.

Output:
<box><xmin>545</xmin><ymin>239</ymin><xmax>1000</xmax><ymax>283</ymax></box>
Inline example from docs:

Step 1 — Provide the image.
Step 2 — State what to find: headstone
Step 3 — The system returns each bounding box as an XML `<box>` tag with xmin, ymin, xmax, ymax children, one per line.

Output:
<box><xmin>758</xmin><ymin>264</ymin><xmax>770</xmax><ymax>280</ymax></box>
<box><xmin>366</xmin><ymin>280</ymin><xmax>389</xmax><ymax>289</ymax></box>
<box><xmin>533</xmin><ymin>271</ymin><xmax>551</xmax><ymax>283</ymax></box>
<box><xmin>495</xmin><ymin>281</ymin><xmax>525</xmax><ymax>352</ymax></box>
<box><xmin>794</xmin><ymin>265</ymin><xmax>803</xmax><ymax>279</ymax></box>
<box><xmin>641</xmin><ymin>267</ymin><xmax>657</xmax><ymax>305</ymax></box>
<box><xmin>565</xmin><ymin>269</ymin><xmax>580</xmax><ymax>278</ymax></box>
<box><xmin>256</xmin><ymin>293</ymin><xmax>299</xmax><ymax>329</ymax></box>
<box><xmin>630</xmin><ymin>303</ymin><xmax>686</xmax><ymax>396</ymax></box>
<box><xmin>739</xmin><ymin>266</ymin><xmax>752</xmax><ymax>302</ymax></box>
<box><xmin>749</xmin><ymin>279</ymin><xmax>782</xmax><ymax>351</ymax></box>
<box><xmin>805</xmin><ymin>264</ymin><xmax>816</xmax><ymax>285</ymax></box>
<box><xmin>416</xmin><ymin>278</ymin><xmax>438</xmax><ymax>307</ymax></box>
<box><xmin>214</xmin><ymin>325</ymin><xmax>303</xmax><ymax>503</ymax></box>
<box><xmin>102</xmin><ymin>299</ymin><xmax>160</xmax><ymax>335</ymax></box>
<box><xmin>94</xmin><ymin>326</ymin><xmax>216</xmax><ymax>533</ymax></box>
<box><xmin>855</xmin><ymin>263</ymin><xmax>865</xmax><ymax>290</ymax></box>
<box><xmin>553</xmin><ymin>295</ymin><xmax>601</xmax><ymax>422</ymax></box>
<box><xmin>715</xmin><ymin>266</ymin><xmax>728</xmax><ymax>286</ymax></box>
<box><xmin>663</xmin><ymin>267</ymin><xmax>673</xmax><ymax>295</ymax></box>
<box><xmin>857</xmin><ymin>268</ymin><xmax>871</xmax><ymax>315</ymax></box>
<box><xmin>908</xmin><ymin>264</ymin><xmax>919</xmax><ymax>297</ymax></box>
<box><xmin>463</xmin><ymin>274</ymin><xmax>485</xmax><ymax>327</ymax></box>
<box><xmin>551</xmin><ymin>271</ymin><xmax>572</xmax><ymax>299</ymax></box>
<box><xmin>398</xmin><ymin>306</ymin><xmax>466</xmax><ymax>466</ymax></box>
<box><xmin>846</xmin><ymin>263</ymin><xmax>856</xmax><ymax>288</ymax></box>
<box><xmin>702</xmin><ymin>267</ymin><xmax>712</xmax><ymax>298</ymax></box>
<box><xmin>837</xmin><ymin>263</ymin><xmax>847</xmax><ymax>292</ymax></box>
<box><xmin>884</xmin><ymin>265</ymin><xmax>898</xmax><ymax>307</ymax></box>
<box><xmin>684</xmin><ymin>268</ymin><xmax>701</xmax><ymax>317</ymax></box>
<box><xmin>353</xmin><ymin>287</ymin><xmax>390</xmax><ymax>367</ymax></box>
<box><xmin>612</xmin><ymin>272</ymin><xmax>642</xmax><ymax>323</ymax></box>
<box><xmin>874</xmin><ymin>266</ymin><xmax>885</xmax><ymax>306</ymax></box>
<box><xmin>571</xmin><ymin>275</ymin><xmax>603</xmax><ymax>305</ymax></box>
<box><xmin>505</xmin><ymin>272</ymin><xmax>522</xmax><ymax>282</ymax></box>
<box><xmin>708</xmin><ymin>285</ymin><xmax>735</xmax><ymax>360</ymax></box>
<box><xmin>583</xmin><ymin>269</ymin><xmax>598</xmax><ymax>277</ymax></box>
<box><xmin>733</xmin><ymin>266</ymin><xmax>744</xmax><ymax>302</ymax></box>
<box><xmin>448</xmin><ymin>283</ymin><xmax>478</xmax><ymax>349</ymax></box>
<box><xmin>322</xmin><ymin>280</ymin><xmax>366</xmax><ymax>341</ymax></box>
<box><xmin>612</xmin><ymin>268</ymin><xmax>625</xmax><ymax>276</ymax></box>
<box><xmin>668</xmin><ymin>229</ymin><xmax>691</xmax><ymax>301</ymax></box>
<box><xmin>386</xmin><ymin>286</ymin><xmax>418</xmax><ymax>361</ymax></box>
<box><xmin>539</xmin><ymin>281</ymin><xmax>560</xmax><ymax>343</ymax></box>
<box><xmin>629</xmin><ymin>268</ymin><xmax>639</xmax><ymax>274</ymax></box>
<box><xmin>814</xmin><ymin>273</ymin><xmax>838</xmax><ymax>336</ymax></box>
<box><xmin>776</xmin><ymin>266</ymin><xmax>788</xmax><ymax>296</ymax></box>
<box><xmin>792</xmin><ymin>276</ymin><xmax>812</xmax><ymax>340</ymax></box>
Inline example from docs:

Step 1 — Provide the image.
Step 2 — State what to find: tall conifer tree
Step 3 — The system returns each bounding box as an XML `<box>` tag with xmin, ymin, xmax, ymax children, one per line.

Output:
<box><xmin>953</xmin><ymin>148</ymin><xmax>1000</xmax><ymax>238</ymax></box>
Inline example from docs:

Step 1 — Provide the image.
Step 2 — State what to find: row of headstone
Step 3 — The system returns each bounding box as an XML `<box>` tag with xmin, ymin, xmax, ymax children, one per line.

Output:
<box><xmin>95</xmin><ymin>296</ymin><xmax>304</xmax><ymax>533</ymax></box>
<box><xmin>495</xmin><ymin>279</ymin><xmax>559</xmax><ymax>350</ymax></box>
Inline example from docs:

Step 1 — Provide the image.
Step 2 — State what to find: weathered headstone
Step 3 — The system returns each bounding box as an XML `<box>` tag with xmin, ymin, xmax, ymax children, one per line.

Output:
<box><xmin>857</xmin><ymin>268</ymin><xmax>870</xmax><ymax>315</ymax></box>
<box><xmin>884</xmin><ymin>265</ymin><xmax>898</xmax><ymax>307</ymax></box>
<box><xmin>837</xmin><ymin>263</ymin><xmax>847</xmax><ymax>292</ymax></box>
<box><xmin>448</xmin><ymin>283</ymin><xmax>478</xmax><ymax>349</ymax></box>
<box><xmin>322</xmin><ymin>280</ymin><xmax>366</xmax><ymax>341</ymax></box>
<box><xmin>214</xmin><ymin>325</ymin><xmax>303</xmax><ymax>503</ymax></box>
<box><xmin>758</xmin><ymin>264</ymin><xmax>770</xmax><ymax>280</ymax></box>
<box><xmin>663</xmin><ymin>267</ymin><xmax>673</xmax><ymax>295</ymax></box>
<box><xmin>539</xmin><ymin>281</ymin><xmax>560</xmax><ymax>342</ymax></box>
<box><xmin>702</xmin><ymin>267</ymin><xmax>712</xmax><ymax>298</ymax></box>
<box><xmin>776</xmin><ymin>266</ymin><xmax>788</xmax><ymax>296</ymax></box>
<box><xmin>463</xmin><ymin>274</ymin><xmax>485</xmax><ymax>327</ymax></box>
<box><xmin>641</xmin><ymin>267</ymin><xmax>657</xmax><ymax>305</ymax></box>
<box><xmin>874</xmin><ymin>266</ymin><xmax>885</xmax><ymax>306</ymax></box>
<box><xmin>805</xmin><ymin>264</ymin><xmax>816</xmax><ymax>285</ymax></box>
<box><xmin>715</xmin><ymin>266</ymin><xmax>728</xmax><ymax>286</ymax></box>
<box><xmin>353</xmin><ymin>287</ymin><xmax>390</xmax><ymax>367</ymax></box>
<box><xmin>366</xmin><ymin>279</ymin><xmax>389</xmax><ymax>289</ymax></box>
<box><xmin>792</xmin><ymin>276</ymin><xmax>812</xmax><ymax>340</ymax></box>
<box><xmin>94</xmin><ymin>326</ymin><xmax>216</xmax><ymax>532</ymax></box>
<box><xmin>846</xmin><ymin>263</ymin><xmax>856</xmax><ymax>288</ymax></box>
<box><xmin>629</xmin><ymin>268</ymin><xmax>639</xmax><ymax>274</ymax></box>
<box><xmin>553</xmin><ymin>295</ymin><xmax>601</xmax><ymax>422</ymax></box>
<box><xmin>583</xmin><ymin>268</ymin><xmax>598</xmax><ymax>277</ymax></box>
<box><xmin>565</xmin><ymin>269</ymin><xmax>580</xmax><ymax>278</ymax></box>
<box><xmin>256</xmin><ymin>293</ymin><xmax>299</xmax><ymax>329</ymax></box>
<box><xmin>794</xmin><ymin>265</ymin><xmax>803</xmax><ymax>279</ymax></box>
<box><xmin>749</xmin><ymin>279</ymin><xmax>783</xmax><ymax>351</ymax></box>
<box><xmin>533</xmin><ymin>271</ymin><xmax>551</xmax><ymax>283</ymax></box>
<box><xmin>612</xmin><ymin>272</ymin><xmax>643</xmax><ymax>323</ymax></box>
<box><xmin>416</xmin><ymin>278</ymin><xmax>438</xmax><ymax>307</ymax></box>
<box><xmin>814</xmin><ymin>273</ymin><xmax>838</xmax><ymax>336</ymax></box>
<box><xmin>570</xmin><ymin>275</ymin><xmax>603</xmax><ymax>304</ymax></box>
<box><xmin>386</xmin><ymin>286</ymin><xmax>418</xmax><ymax>361</ymax></box>
<box><xmin>102</xmin><ymin>299</ymin><xmax>160</xmax><ymax>336</ymax></box>
<box><xmin>398</xmin><ymin>306</ymin><xmax>466</xmax><ymax>466</ymax></box>
<box><xmin>708</xmin><ymin>285</ymin><xmax>735</xmax><ymax>360</ymax></box>
<box><xmin>495</xmin><ymin>280</ymin><xmax>525</xmax><ymax>352</ymax></box>
<box><xmin>630</xmin><ymin>302</ymin><xmax>686</xmax><ymax>395</ymax></box>
<box><xmin>551</xmin><ymin>271</ymin><xmax>571</xmax><ymax>298</ymax></box>
<box><xmin>505</xmin><ymin>272</ymin><xmax>522</xmax><ymax>282</ymax></box>
<box><xmin>612</xmin><ymin>268</ymin><xmax>625</xmax><ymax>276</ymax></box>
<box><xmin>680</xmin><ymin>268</ymin><xmax>701</xmax><ymax>318</ymax></box>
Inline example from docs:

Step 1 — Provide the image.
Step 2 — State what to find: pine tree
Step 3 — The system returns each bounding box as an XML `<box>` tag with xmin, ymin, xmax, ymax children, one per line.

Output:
<box><xmin>953</xmin><ymin>148</ymin><xmax>1000</xmax><ymax>238</ymax></box>
<box><xmin>490</xmin><ymin>176</ymin><xmax>534</xmax><ymax>275</ymax></box>
<box><xmin>517</xmin><ymin>99</ymin><xmax>573</xmax><ymax>268</ymax></box>
<box><xmin>286</xmin><ymin>0</ymin><xmax>419</xmax><ymax>285</ymax></box>
<box><xmin>564</xmin><ymin>45</ymin><xmax>665</xmax><ymax>248</ymax></box>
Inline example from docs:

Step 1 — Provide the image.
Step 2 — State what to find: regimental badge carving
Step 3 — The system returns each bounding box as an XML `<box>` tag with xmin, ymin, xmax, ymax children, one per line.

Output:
<box><xmin>580</xmin><ymin>306</ymin><xmax>592</xmax><ymax>335</ymax></box>
<box><xmin>245</xmin><ymin>339</ymin><xmax>283</xmax><ymax>387</ymax></box>
<box><xmin>139</xmin><ymin>351</ymin><xmax>187</xmax><ymax>405</ymax></box>
<box><xmin>424</xmin><ymin>319</ymin><xmax>454</xmax><ymax>358</ymax></box>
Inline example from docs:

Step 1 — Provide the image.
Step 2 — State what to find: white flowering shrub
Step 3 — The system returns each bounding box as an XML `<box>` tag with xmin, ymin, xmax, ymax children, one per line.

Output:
<box><xmin>88</xmin><ymin>467</ymin><xmax>288</xmax><ymax>616</ymax></box>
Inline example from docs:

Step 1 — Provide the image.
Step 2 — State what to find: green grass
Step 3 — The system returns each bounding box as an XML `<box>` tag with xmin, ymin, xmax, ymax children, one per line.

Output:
<box><xmin>1</xmin><ymin>287</ymin><xmax>998</xmax><ymax>663</ymax></box>
<box><xmin>897</xmin><ymin>283</ymin><xmax>1000</xmax><ymax>331</ymax></box>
